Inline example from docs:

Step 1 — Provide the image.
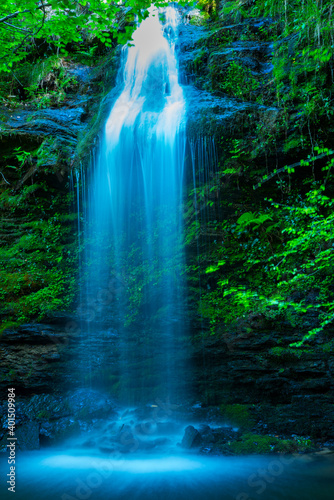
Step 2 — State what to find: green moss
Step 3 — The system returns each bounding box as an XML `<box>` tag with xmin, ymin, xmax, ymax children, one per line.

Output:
<box><xmin>36</xmin><ymin>410</ymin><xmax>51</xmax><ymax>420</ymax></box>
<box><xmin>268</xmin><ymin>347</ymin><xmax>313</xmax><ymax>363</ymax></box>
<box><xmin>220</xmin><ymin>404</ymin><xmax>254</xmax><ymax>430</ymax></box>
<box><xmin>189</xmin><ymin>13</ymin><xmax>210</xmax><ymax>26</ymax></box>
<box><xmin>0</xmin><ymin>320</ymin><xmax>21</xmax><ymax>336</ymax></box>
<box><xmin>321</xmin><ymin>340</ymin><xmax>334</xmax><ymax>353</ymax></box>
<box><xmin>229</xmin><ymin>433</ymin><xmax>298</xmax><ymax>455</ymax></box>
<box><xmin>75</xmin><ymin>52</ymin><xmax>119</xmax><ymax>165</ymax></box>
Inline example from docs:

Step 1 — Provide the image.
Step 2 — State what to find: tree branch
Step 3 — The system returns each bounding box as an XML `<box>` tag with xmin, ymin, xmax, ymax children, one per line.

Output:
<box><xmin>0</xmin><ymin>9</ymin><xmax>31</xmax><ymax>24</ymax></box>
<box><xmin>3</xmin><ymin>22</ymin><xmax>31</xmax><ymax>32</ymax></box>
<box><xmin>0</xmin><ymin>3</ymin><xmax>51</xmax><ymax>24</ymax></box>
<box><xmin>0</xmin><ymin>171</ymin><xmax>10</xmax><ymax>185</ymax></box>
<box><xmin>253</xmin><ymin>150</ymin><xmax>334</xmax><ymax>190</ymax></box>
<box><xmin>1</xmin><ymin>0</ymin><xmax>48</xmax><ymax>61</ymax></box>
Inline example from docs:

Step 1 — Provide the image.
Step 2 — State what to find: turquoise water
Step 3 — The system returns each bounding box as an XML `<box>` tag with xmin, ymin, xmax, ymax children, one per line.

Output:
<box><xmin>1</xmin><ymin>449</ymin><xmax>333</xmax><ymax>500</ymax></box>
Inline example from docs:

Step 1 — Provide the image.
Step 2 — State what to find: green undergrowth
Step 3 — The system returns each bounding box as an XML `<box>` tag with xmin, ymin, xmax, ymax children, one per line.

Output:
<box><xmin>185</xmin><ymin>0</ymin><xmax>334</xmax><ymax>350</ymax></box>
<box><xmin>0</xmin><ymin>55</ymin><xmax>80</xmax><ymax>109</ymax></box>
<box><xmin>193</xmin><ymin>176</ymin><xmax>334</xmax><ymax>346</ymax></box>
<box><xmin>223</xmin><ymin>433</ymin><xmax>313</xmax><ymax>455</ymax></box>
<box><xmin>267</xmin><ymin>347</ymin><xmax>314</xmax><ymax>363</ymax></box>
<box><xmin>0</xmin><ymin>182</ymin><xmax>79</xmax><ymax>326</ymax></box>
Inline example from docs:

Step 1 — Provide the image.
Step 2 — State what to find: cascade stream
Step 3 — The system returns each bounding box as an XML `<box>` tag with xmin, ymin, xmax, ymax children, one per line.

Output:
<box><xmin>82</xmin><ymin>6</ymin><xmax>188</xmax><ymax>404</ymax></box>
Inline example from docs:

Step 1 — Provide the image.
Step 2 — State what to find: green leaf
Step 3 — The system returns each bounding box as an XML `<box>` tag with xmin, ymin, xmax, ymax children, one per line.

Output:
<box><xmin>237</xmin><ymin>212</ymin><xmax>255</xmax><ymax>224</ymax></box>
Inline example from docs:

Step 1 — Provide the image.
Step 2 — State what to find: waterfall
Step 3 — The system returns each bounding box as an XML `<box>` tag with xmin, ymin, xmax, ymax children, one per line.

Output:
<box><xmin>82</xmin><ymin>6</ymin><xmax>188</xmax><ymax>404</ymax></box>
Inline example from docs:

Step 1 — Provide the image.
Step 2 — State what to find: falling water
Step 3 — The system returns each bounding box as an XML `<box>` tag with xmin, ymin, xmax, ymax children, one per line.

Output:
<box><xmin>82</xmin><ymin>6</ymin><xmax>188</xmax><ymax>404</ymax></box>
<box><xmin>188</xmin><ymin>136</ymin><xmax>220</xmax><ymax>402</ymax></box>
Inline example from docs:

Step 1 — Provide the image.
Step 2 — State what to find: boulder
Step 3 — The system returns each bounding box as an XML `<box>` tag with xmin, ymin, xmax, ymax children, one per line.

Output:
<box><xmin>0</xmin><ymin>421</ymin><xmax>39</xmax><ymax>452</ymax></box>
<box><xmin>181</xmin><ymin>425</ymin><xmax>202</xmax><ymax>448</ymax></box>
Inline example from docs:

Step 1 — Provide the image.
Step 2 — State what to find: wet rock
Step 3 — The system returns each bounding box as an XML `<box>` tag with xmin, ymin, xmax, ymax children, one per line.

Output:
<box><xmin>0</xmin><ymin>345</ymin><xmax>62</xmax><ymax>394</ymax></box>
<box><xmin>66</xmin><ymin>389</ymin><xmax>116</xmax><ymax>420</ymax></box>
<box><xmin>200</xmin><ymin>425</ymin><xmax>215</xmax><ymax>444</ymax></box>
<box><xmin>0</xmin><ymin>323</ymin><xmax>78</xmax><ymax>394</ymax></box>
<box><xmin>112</xmin><ymin>425</ymin><xmax>139</xmax><ymax>453</ymax></box>
<box><xmin>212</xmin><ymin>426</ymin><xmax>241</xmax><ymax>444</ymax></box>
<box><xmin>0</xmin><ymin>390</ymin><xmax>117</xmax><ymax>448</ymax></box>
<box><xmin>177</xmin><ymin>24</ymin><xmax>207</xmax><ymax>54</ymax></box>
<box><xmin>255</xmin><ymin>375</ymin><xmax>292</xmax><ymax>400</ymax></box>
<box><xmin>176</xmin><ymin>13</ymin><xmax>280</xmax><ymax>143</ymax></box>
<box><xmin>0</xmin><ymin>323</ymin><xmax>62</xmax><ymax>344</ymax></box>
<box><xmin>24</xmin><ymin>394</ymin><xmax>69</xmax><ymax>420</ymax></box>
<box><xmin>1</xmin><ymin>107</ymin><xmax>86</xmax><ymax>146</ymax></box>
<box><xmin>105</xmin><ymin>422</ymin><xmax>118</xmax><ymax>433</ymax></box>
<box><xmin>250</xmin><ymin>396</ymin><xmax>334</xmax><ymax>439</ymax></box>
<box><xmin>300</xmin><ymin>377</ymin><xmax>331</xmax><ymax>393</ymax></box>
<box><xmin>39</xmin><ymin>417</ymin><xmax>79</xmax><ymax>444</ymax></box>
<box><xmin>0</xmin><ymin>322</ymin><xmax>120</xmax><ymax>394</ymax></box>
<box><xmin>210</xmin><ymin>40</ymin><xmax>273</xmax><ymax>60</ymax></box>
<box><xmin>181</xmin><ymin>425</ymin><xmax>202</xmax><ymax>448</ymax></box>
<box><xmin>199</xmin><ymin>425</ymin><xmax>242</xmax><ymax>456</ymax></box>
<box><xmin>184</xmin><ymin>85</ymin><xmax>280</xmax><ymax>140</ymax></box>
<box><xmin>0</xmin><ymin>420</ymin><xmax>40</xmax><ymax>452</ymax></box>
<box><xmin>67</xmin><ymin>64</ymin><xmax>93</xmax><ymax>84</ymax></box>
<box><xmin>16</xmin><ymin>422</ymin><xmax>40</xmax><ymax>451</ymax></box>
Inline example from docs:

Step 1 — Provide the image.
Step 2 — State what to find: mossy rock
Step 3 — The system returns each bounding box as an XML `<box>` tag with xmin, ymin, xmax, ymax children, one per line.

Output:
<box><xmin>321</xmin><ymin>340</ymin><xmax>334</xmax><ymax>353</ymax></box>
<box><xmin>36</xmin><ymin>409</ymin><xmax>51</xmax><ymax>421</ymax></box>
<box><xmin>220</xmin><ymin>404</ymin><xmax>255</xmax><ymax>430</ymax></box>
<box><xmin>74</xmin><ymin>50</ymin><xmax>121</xmax><ymax>166</ymax></box>
<box><xmin>0</xmin><ymin>321</ymin><xmax>21</xmax><ymax>336</ymax></box>
<box><xmin>267</xmin><ymin>347</ymin><xmax>314</xmax><ymax>363</ymax></box>
<box><xmin>52</xmin><ymin>418</ymin><xmax>81</xmax><ymax>443</ymax></box>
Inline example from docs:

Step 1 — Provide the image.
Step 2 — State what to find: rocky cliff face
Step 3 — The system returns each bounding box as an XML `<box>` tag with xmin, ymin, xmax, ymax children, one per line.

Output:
<box><xmin>0</xmin><ymin>5</ymin><xmax>333</xmax><ymax>449</ymax></box>
<box><xmin>177</xmin><ymin>7</ymin><xmax>334</xmax><ymax>441</ymax></box>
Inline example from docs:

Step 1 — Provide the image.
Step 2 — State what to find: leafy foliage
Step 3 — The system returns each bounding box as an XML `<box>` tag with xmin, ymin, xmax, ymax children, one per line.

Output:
<box><xmin>0</xmin><ymin>1</ymin><xmax>162</xmax><ymax>73</ymax></box>
<box><xmin>218</xmin><ymin>60</ymin><xmax>259</xmax><ymax>99</ymax></box>
<box><xmin>0</xmin><ymin>183</ymin><xmax>79</xmax><ymax>322</ymax></box>
<box><xmin>195</xmin><ymin>179</ymin><xmax>334</xmax><ymax>345</ymax></box>
<box><xmin>183</xmin><ymin>0</ymin><xmax>334</xmax><ymax>351</ymax></box>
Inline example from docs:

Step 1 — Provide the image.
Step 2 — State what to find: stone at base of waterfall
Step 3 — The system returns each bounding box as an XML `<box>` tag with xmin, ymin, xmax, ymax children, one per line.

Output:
<box><xmin>200</xmin><ymin>424</ymin><xmax>215</xmax><ymax>444</ymax></box>
<box><xmin>181</xmin><ymin>425</ymin><xmax>202</xmax><ymax>448</ymax></box>
<box><xmin>40</xmin><ymin>417</ymin><xmax>80</xmax><ymax>445</ymax></box>
<box><xmin>0</xmin><ymin>422</ymin><xmax>39</xmax><ymax>452</ymax></box>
